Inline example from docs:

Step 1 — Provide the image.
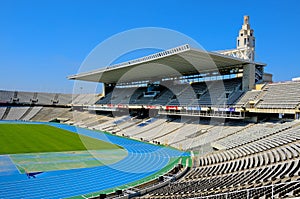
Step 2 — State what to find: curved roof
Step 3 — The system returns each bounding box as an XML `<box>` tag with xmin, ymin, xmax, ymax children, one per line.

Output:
<box><xmin>68</xmin><ymin>44</ymin><xmax>265</xmax><ymax>84</ymax></box>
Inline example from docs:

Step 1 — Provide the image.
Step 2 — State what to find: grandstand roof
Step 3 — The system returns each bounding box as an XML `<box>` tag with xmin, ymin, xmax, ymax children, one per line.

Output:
<box><xmin>68</xmin><ymin>44</ymin><xmax>266</xmax><ymax>84</ymax></box>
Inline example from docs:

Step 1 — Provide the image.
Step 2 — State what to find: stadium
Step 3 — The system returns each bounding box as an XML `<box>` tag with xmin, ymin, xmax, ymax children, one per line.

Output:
<box><xmin>1</xmin><ymin>15</ymin><xmax>300</xmax><ymax>199</ymax></box>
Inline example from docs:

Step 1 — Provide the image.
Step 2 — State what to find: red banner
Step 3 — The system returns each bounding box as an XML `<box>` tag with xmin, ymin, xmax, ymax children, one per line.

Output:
<box><xmin>166</xmin><ymin>106</ymin><xmax>178</xmax><ymax>110</ymax></box>
<box><xmin>118</xmin><ymin>104</ymin><xmax>124</xmax><ymax>108</ymax></box>
<box><xmin>146</xmin><ymin>105</ymin><xmax>157</xmax><ymax>109</ymax></box>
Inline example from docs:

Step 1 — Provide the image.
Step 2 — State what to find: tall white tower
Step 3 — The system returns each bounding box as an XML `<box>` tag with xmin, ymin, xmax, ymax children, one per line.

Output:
<box><xmin>218</xmin><ymin>15</ymin><xmax>263</xmax><ymax>89</ymax></box>
<box><xmin>236</xmin><ymin>16</ymin><xmax>255</xmax><ymax>60</ymax></box>
<box><xmin>219</xmin><ymin>16</ymin><xmax>256</xmax><ymax>61</ymax></box>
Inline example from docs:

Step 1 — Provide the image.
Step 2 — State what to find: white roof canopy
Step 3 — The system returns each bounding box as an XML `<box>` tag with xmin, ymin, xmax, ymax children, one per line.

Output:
<box><xmin>68</xmin><ymin>44</ymin><xmax>265</xmax><ymax>84</ymax></box>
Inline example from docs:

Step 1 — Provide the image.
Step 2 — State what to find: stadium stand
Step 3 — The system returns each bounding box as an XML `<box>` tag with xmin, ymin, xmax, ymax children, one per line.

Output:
<box><xmin>123</xmin><ymin>118</ymin><xmax>167</xmax><ymax>137</ymax></box>
<box><xmin>71</xmin><ymin>111</ymin><xmax>110</xmax><ymax>128</ymax></box>
<box><xmin>0</xmin><ymin>91</ymin><xmax>101</xmax><ymax>124</ymax></box>
<box><xmin>212</xmin><ymin>120</ymin><xmax>297</xmax><ymax>150</ymax></box>
<box><xmin>0</xmin><ymin>107</ymin><xmax>7</xmax><ymax>119</ymax></box>
<box><xmin>256</xmin><ymin>81</ymin><xmax>300</xmax><ymax>109</ymax></box>
<box><xmin>20</xmin><ymin>106</ymin><xmax>43</xmax><ymax>120</ymax></box>
<box><xmin>138</xmin><ymin>121</ymin><xmax>300</xmax><ymax>199</ymax></box>
<box><xmin>234</xmin><ymin>90</ymin><xmax>261</xmax><ymax>107</ymax></box>
<box><xmin>16</xmin><ymin>91</ymin><xmax>34</xmax><ymax>104</ymax></box>
<box><xmin>57</xmin><ymin>93</ymin><xmax>73</xmax><ymax>105</ymax></box>
<box><xmin>0</xmin><ymin>90</ymin><xmax>14</xmax><ymax>103</ymax></box>
<box><xmin>36</xmin><ymin>92</ymin><xmax>56</xmax><ymax>105</ymax></box>
<box><xmin>0</xmin><ymin>90</ymin><xmax>99</xmax><ymax>106</ymax></box>
<box><xmin>172</xmin><ymin>121</ymin><xmax>250</xmax><ymax>151</ymax></box>
<box><xmin>95</xmin><ymin>79</ymin><xmax>300</xmax><ymax>117</ymax></box>
<box><xmin>96</xmin><ymin>78</ymin><xmax>244</xmax><ymax>107</ymax></box>
<box><xmin>30</xmin><ymin>107</ymin><xmax>71</xmax><ymax>121</ymax></box>
<box><xmin>72</xmin><ymin>93</ymin><xmax>100</xmax><ymax>105</ymax></box>
<box><xmin>134</xmin><ymin>119</ymin><xmax>184</xmax><ymax>142</ymax></box>
<box><xmin>196</xmin><ymin>78</ymin><xmax>242</xmax><ymax>106</ymax></box>
<box><xmin>4</xmin><ymin>107</ymin><xmax>29</xmax><ymax>120</ymax></box>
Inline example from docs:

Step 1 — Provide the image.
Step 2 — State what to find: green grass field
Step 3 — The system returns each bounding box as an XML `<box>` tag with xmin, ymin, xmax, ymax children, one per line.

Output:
<box><xmin>0</xmin><ymin>124</ymin><xmax>123</xmax><ymax>154</ymax></box>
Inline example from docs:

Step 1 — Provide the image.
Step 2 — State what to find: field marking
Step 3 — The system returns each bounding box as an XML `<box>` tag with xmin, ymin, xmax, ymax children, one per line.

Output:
<box><xmin>10</xmin><ymin>149</ymin><xmax>128</xmax><ymax>173</ymax></box>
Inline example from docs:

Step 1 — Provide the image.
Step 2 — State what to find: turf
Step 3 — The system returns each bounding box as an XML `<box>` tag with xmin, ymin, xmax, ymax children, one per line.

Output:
<box><xmin>0</xmin><ymin>124</ymin><xmax>123</xmax><ymax>154</ymax></box>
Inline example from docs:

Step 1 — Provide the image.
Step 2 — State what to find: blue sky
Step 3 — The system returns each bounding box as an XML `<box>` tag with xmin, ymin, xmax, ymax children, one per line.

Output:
<box><xmin>0</xmin><ymin>0</ymin><xmax>299</xmax><ymax>93</ymax></box>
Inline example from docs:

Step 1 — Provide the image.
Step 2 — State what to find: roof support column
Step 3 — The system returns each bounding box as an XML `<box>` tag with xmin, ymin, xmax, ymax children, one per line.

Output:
<box><xmin>242</xmin><ymin>63</ymin><xmax>255</xmax><ymax>91</ymax></box>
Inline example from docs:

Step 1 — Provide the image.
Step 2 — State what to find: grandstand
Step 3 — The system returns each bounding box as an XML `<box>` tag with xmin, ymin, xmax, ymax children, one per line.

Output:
<box><xmin>1</xmin><ymin>15</ymin><xmax>300</xmax><ymax>199</ymax></box>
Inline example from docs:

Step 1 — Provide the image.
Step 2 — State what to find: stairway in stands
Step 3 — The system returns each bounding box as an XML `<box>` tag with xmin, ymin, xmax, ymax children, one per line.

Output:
<box><xmin>1</xmin><ymin>107</ymin><xmax>10</xmax><ymax>120</ymax></box>
<box><xmin>19</xmin><ymin>107</ymin><xmax>33</xmax><ymax>120</ymax></box>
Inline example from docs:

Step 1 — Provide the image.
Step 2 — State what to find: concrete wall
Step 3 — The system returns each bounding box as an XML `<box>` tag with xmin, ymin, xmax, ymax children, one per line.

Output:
<box><xmin>242</xmin><ymin>64</ymin><xmax>255</xmax><ymax>91</ymax></box>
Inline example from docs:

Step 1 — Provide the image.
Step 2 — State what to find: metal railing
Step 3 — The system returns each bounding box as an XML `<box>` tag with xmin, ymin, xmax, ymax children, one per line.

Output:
<box><xmin>191</xmin><ymin>179</ymin><xmax>300</xmax><ymax>199</ymax></box>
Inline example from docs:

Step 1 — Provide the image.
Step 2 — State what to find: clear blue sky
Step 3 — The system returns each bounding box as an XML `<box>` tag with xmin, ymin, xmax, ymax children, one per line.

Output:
<box><xmin>0</xmin><ymin>0</ymin><xmax>299</xmax><ymax>93</ymax></box>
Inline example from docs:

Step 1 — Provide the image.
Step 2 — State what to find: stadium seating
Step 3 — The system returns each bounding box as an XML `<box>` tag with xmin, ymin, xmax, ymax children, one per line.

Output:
<box><xmin>71</xmin><ymin>93</ymin><xmax>100</xmax><ymax>105</ymax></box>
<box><xmin>138</xmin><ymin>121</ymin><xmax>300</xmax><ymax>199</ymax></box>
<box><xmin>96</xmin><ymin>78</ymin><xmax>244</xmax><ymax>106</ymax></box>
<box><xmin>16</xmin><ymin>91</ymin><xmax>34</xmax><ymax>103</ymax></box>
<box><xmin>57</xmin><ymin>94</ymin><xmax>73</xmax><ymax>104</ymax></box>
<box><xmin>96</xmin><ymin>80</ymin><xmax>300</xmax><ymax>111</ymax></box>
<box><xmin>4</xmin><ymin>107</ymin><xmax>29</xmax><ymax>120</ymax></box>
<box><xmin>97</xmin><ymin>87</ymin><xmax>146</xmax><ymax>105</ymax></box>
<box><xmin>175</xmin><ymin>122</ymin><xmax>249</xmax><ymax>151</ymax></box>
<box><xmin>20</xmin><ymin>106</ymin><xmax>43</xmax><ymax>120</ymax></box>
<box><xmin>212</xmin><ymin>120</ymin><xmax>296</xmax><ymax>150</ymax></box>
<box><xmin>256</xmin><ymin>82</ymin><xmax>300</xmax><ymax>109</ymax></box>
<box><xmin>0</xmin><ymin>90</ymin><xmax>99</xmax><ymax>106</ymax></box>
<box><xmin>35</xmin><ymin>92</ymin><xmax>56</xmax><ymax>104</ymax></box>
<box><xmin>124</xmin><ymin>118</ymin><xmax>168</xmax><ymax>137</ymax></box>
<box><xmin>234</xmin><ymin>90</ymin><xmax>261</xmax><ymax>107</ymax></box>
<box><xmin>195</xmin><ymin>78</ymin><xmax>242</xmax><ymax>106</ymax></box>
<box><xmin>30</xmin><ymin>107</ymin><xmax>71</xmax><ymax>121</ymax></box>
<box><xmin>0</xmin><ymin>90</ymin><xmax>14</xmax><ymax>103</ymax></box>
<box><xmin>0</xmin><ymin>107</ymin><xmax>7</xmax><ymax>119</ymax></box>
